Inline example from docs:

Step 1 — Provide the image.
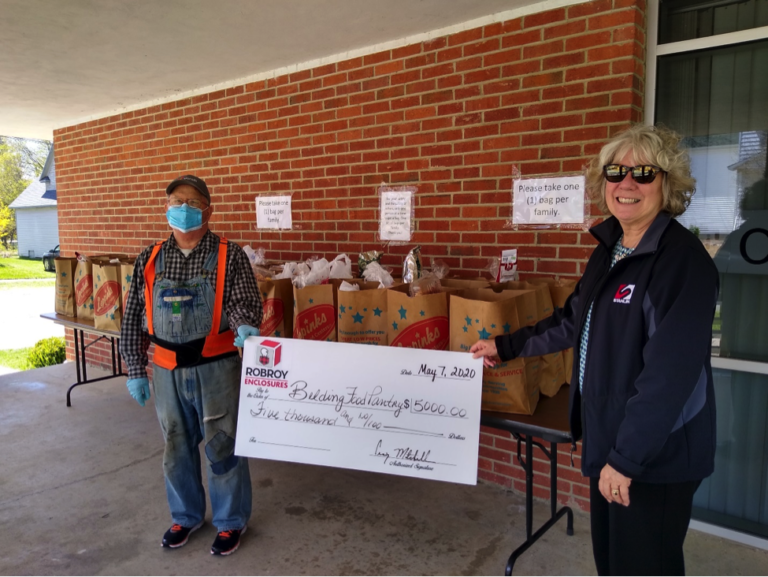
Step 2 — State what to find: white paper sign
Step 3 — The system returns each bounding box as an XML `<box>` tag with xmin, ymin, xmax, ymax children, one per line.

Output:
<box><xmin>379</xmin><ymin>187</ymin><xmax>413</xmax><ymax>241</ymax></box>
<box><xmin>513</xmin><ymin>176</ymin><xmax>585</xmax><ymax>224</ymax></box>
<box><xmin>234</xmin><ymin>337</ymin><xmax>483</xmax><ymax>485</ymax></box>
<box><xmin>256</xmin><ymin>196</ymin><xmax>292</xmax><ymax>229</ymax></box>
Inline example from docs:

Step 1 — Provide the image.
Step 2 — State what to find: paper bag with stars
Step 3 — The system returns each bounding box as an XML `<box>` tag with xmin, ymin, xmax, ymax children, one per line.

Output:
<box><xmin>119</xmin><ymin>260</ymin><xmax>135</xmax><ymax>319</ymax></box>
<box><xmin>54</xmin><ymin>257</ymin><xmax>78</xmax><ymax>317</ymax></box>
<box><xmin>492</xmin><ymin>281</ymin><xmax>567</xmax><ymax>398</ymax></box>
<box><xmin>74</xmin><ymin>257</ymin><xmax>94</xmax><ymax>320</ymax></box>
<box><xmin>530</xmin><ymin>278</ymin><xmax>578</xmax><ymax>385</ymax></box>
<box><xmin>386</xmin><ymin>284</ymin><xmax>456</xmax><ymax>350</ymax></box>
<box><xmin>258</xmin><ymin>278</ymin><xmax>294</xmax><ymax>338</ymax></box>
<box><xmin>92</xmin><ymin>261</ymin><xmax>123</xmax><ymax>332</ymax></box>
<box><xmin>450</xmin><ymin>289</ymin><xmax>541</xmax><ymax>415</ymax></box>
<box><xmin>337</xmin><ymin>284</ymin><xmax>388</xmax><ymax>346</ymax></box>
<box><xmin>293</xmin><ymin>284</ymin><xmax>336</xmax><ymax>341</ymax></box>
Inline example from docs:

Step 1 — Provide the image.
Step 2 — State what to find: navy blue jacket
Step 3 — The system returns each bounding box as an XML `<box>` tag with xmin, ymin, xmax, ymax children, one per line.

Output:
<box><xmin>495</xmin><ymin>212</ymin><xmax>719</xmax><ymax>482</ymax></box>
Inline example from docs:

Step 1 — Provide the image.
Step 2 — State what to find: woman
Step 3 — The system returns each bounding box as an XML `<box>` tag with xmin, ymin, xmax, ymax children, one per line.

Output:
<box><xmin>470</xmin><ymin>125</ymin><xmax>718</xmax><ymax>576</ymax></box>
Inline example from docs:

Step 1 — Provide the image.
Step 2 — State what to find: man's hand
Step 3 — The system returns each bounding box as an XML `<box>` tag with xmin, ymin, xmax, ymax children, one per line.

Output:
<box><xmin>234</xmin><ymin>325</ymin><xmax>260</xmax><ymax>348</ymax></box>
<box><xmin>599</xmin><ymin>463</ymin><xmax>632</xmax><ymax>506</ymax></box>
<box><xmin>126</xmin><ymin>378</ymin><xmax>151</xmax><ymax>407</ymax></box>
<box><xmin>469</xmin><ymin>339</ymin><xmax>500</xmax><ymax>367</ymax></box>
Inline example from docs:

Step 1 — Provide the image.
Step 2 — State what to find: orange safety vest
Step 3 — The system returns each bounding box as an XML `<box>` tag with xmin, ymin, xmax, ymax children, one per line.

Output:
<box><xmin>144</xmin><ymin>238</ymin><xmax>237</xmax><ymax>370</ymax></box>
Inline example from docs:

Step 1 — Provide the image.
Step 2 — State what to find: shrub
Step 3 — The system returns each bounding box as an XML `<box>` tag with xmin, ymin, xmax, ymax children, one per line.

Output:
<box><xmin>27</xmin><ymin>337</ymin><xmax>66</xmax><ymax>368</ymax></box>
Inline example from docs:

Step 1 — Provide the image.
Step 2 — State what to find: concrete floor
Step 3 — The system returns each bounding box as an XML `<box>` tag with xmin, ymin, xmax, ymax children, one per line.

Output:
<box><xmin>1</xmin><ymin>363</ymin><xmax>767</xmax><ymax>576</ymax></box>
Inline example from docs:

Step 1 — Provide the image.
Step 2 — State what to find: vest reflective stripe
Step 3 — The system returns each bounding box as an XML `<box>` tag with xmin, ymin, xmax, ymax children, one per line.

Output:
<box><xmin>143</xmin><ymin>238</ymin><xmax>236</xmax><ymax>370</ymax></box>
<box><xmin>152</xmin><ymin>343</ymin><xmax>177</xmax><ymax>371</ymax></box>
<box><xmin>143</xmin><ymin>242</ymin><xmax>163</xmax><ymax>336</ymax></box>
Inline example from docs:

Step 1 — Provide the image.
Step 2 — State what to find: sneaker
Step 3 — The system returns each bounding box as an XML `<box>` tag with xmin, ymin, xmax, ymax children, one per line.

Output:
<box><xmin>210</xmin><ymin>525</ymin><xmax>247</xmax><ymax>556</ymax></box>
<box><xmin>161</xmin><ymin>521</ymin><xmax>203</xmax><ymax>548</ymax></box>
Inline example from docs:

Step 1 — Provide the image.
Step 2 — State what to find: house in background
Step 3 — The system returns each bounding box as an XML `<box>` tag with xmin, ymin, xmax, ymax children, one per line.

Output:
<box><xmin>9</xmin><ymin>146</ymin><xmax>58</xmax><ymax>258</ymax></box>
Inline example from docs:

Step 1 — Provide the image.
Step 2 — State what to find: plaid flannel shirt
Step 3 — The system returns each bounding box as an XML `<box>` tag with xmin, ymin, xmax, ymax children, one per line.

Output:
<box><xmin>119</xmin><ymin>230</ymin><xmax>263</xmax><ymax>380</ymax></box>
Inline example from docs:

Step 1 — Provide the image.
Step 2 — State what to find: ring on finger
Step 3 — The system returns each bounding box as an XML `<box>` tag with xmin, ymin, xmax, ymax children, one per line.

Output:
<box><xmin>611</xmin><ymin>488</ymin><xmax>619</xmax><ymax>497</ymax></box>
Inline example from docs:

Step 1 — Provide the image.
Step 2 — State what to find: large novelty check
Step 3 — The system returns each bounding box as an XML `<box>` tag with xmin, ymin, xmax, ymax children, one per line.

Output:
<box><xmin>234</xmin><ymin>337</ymin><xmax>483</xmax><ymax>485</ymax></box>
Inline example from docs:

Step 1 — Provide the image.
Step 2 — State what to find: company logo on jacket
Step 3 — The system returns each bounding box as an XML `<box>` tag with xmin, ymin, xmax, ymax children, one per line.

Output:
<box><xmin>613</xmin><ymin>284</ymin><xmax>635</xmax><ymax>304</ymax></box>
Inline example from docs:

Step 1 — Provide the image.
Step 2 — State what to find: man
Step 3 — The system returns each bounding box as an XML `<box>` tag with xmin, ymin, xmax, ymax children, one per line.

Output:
<box><xmin>120</xmin><ymin>175</ymin><xmax>262</xmax><ymax>556</ymax></box>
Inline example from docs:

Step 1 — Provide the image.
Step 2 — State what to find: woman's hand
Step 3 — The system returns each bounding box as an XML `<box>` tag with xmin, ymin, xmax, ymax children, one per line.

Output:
<box><xmin>599</xmin><ymin>464</ymin><xmax>632</xmax><ymax>506</ymax></box>
<box><xmin>470</xmin><ymin>340</ymin><xmax>499</xmax><ymax>367</ymax></box>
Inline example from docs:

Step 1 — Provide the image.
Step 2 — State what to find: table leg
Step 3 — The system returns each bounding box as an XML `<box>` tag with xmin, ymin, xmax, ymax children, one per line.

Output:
<box><xmin>110</xmin><ymin>337</ymin><xmax>117</xmax><ymax>375</ymax></box>
<box><xmin>80</xmin><ymin>330</ymin><xmax>88</xmax><ymax>382</ymax></box>
<box><xmin>67</xmin><ymin>329</ymin><xmax>83</xmax><ymax>407</ymax></box>
<box><xmin>503</xmin><ymin>435</ymin><xmax>574</xmax><ymax>576</ymax></box>
<box><xmin>550</xmin><ymin>442</ymin><xmax>573</xmax><ymax>537</ymax></box>
<box><xmin>66</xmin><ymin>332</ymin><xmax>125</xmax><ymax>407</ymax></box>
<box><xmin>74</xmin><ymin>329</ymin><xmax>82</xmax><ymax>384</ymax></box>
<box><xmin>525</xmin><ymin>434</ymin><xmax>533</xmax><ymax>538</ymax></box>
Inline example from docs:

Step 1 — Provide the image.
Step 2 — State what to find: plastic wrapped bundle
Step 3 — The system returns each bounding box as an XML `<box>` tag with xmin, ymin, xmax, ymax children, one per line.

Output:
<box><xmin>409</xmin><ymin>274</ymin><xmax>442</xmax><ymax>297</ymax></box>
<box><xmin>358</xmin><ymin>250</ymin><xmax>384</xmax><ymax>278</ymax></box>
<box><xmin>273</xmin><ymin>262</ymin><xmax>299</xmax><ymax>280</ymax></box>
<box><xmin>243</xmin><ymin>245</ymin><xmax>267</xmax><ymax>266</ymax></box>
<box><xmin>402</xmin><ymin>245</ymin><xmax>422</xmax><ymax>283</ymax></box>
<box><xmin>293</xmin><ymin>258</ymin><xmax>331</xmax><ymax>288</ymax></box>
<box><xmin>362</xmin><ymin>262</ymin><xmax>394</xmax><ymax>288</ymax></box>
<box><xmin>329</xmin><ymin>254</ymin><xmax>353</xmax><ymax>279</ymax></box>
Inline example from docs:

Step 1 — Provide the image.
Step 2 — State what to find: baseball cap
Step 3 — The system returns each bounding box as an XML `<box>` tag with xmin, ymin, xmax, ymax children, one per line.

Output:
<box><xmin>166</xmin><ymin>175</ymin><xmax>211</xmax><ymax>204</ymax></box>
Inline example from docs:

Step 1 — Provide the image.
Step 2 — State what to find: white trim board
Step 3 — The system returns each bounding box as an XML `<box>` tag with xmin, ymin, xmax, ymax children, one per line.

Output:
<box><xmin>690</xmin><ymin>520</ymin><xmax>768</xmax><ymax>552</ymax></box>
<box><xmin>54</xmin><ymin>0</ymin><xmax>590</xmax><ymax>132</ymax></box>
<box><xmin>711</xmin><ymin>357</ymin><xmax>768</xmax><ymax>376</ymax></box>
<box><xmin>656</xmin><ymin>25</ymin><xmax>768</xmax><ymax>56</ymax></box>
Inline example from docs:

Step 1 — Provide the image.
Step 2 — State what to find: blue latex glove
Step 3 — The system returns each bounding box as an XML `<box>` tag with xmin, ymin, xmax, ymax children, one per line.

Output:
<box><xmin>234</xmin><ymin>325</ymin><xmax>260</xmax><ymax>348</ymax></box>
<box><xmin>127</xmin><ymin>377</ymin><xmax>151</xmax><ymax>407</ymax></box>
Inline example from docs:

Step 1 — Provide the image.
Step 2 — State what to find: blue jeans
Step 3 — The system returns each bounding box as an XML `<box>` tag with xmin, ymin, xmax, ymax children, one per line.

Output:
<box><xmin>153</xmin><ymin>355</ymin><xmax>251</xmax><ymax>531</ymax></box>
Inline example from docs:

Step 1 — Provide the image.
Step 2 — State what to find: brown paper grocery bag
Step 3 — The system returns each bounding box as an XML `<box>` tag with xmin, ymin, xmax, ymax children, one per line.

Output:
<box><xmin>330</xmin><ymin>278</ymin><xmax>379</xmax><ymax>313</ymax></box>
<box><xmin>488</xmin><ymin>282</ymin><xmax>566</xmax><ymax>397</ymax></box>
<box><xmin>91</xmin><ymin>253</ymin><xmax>129</xmax><ymax>263</ymax></box>
<box><xmin>449</xmin><ymin>290</ymin><xmax>540</xmax><ymax>415</ymax></box>
<box><xmin>530</xmin><ymin>278</ymin><xmax>578</xmax><ymax>384</ymax></box>
<box><xmin>258</xmin><ymin>278</ymin><xmax>294</xmax><ymax>338</ymax></box>
<box><xmin>54</xmin><ymin>257</ymin><xmax>78</xmax><ymax>317</ymax></box>
<box><xmin>74</xmin><ymin>258</ymin><xmax>94</xmax><ymax>320</ymax></box>
<box><xmin>92</xmin><ymin>262</ymin><xmax>123</xmax><ymax>332</ymax></box>
<box><xmin>441</xmin><ymin>278</ymin><xmax>491</xmax><ymax>290</ymax></box>
<box><xmin>529</xmin><ymin>278</ymin><xmax>578</xmax><ymax>309</ymax></box>
<box><xmin>338</xmin><ymin>285</ymin><xmax>388</xmax><ymax>346</ymax></box>
<box><xmin>120</xmin><ymin>260</ymin><xmax>135</xmax><ymax>315</ymax></box>
<box><xmin>293</xmin><ymin>284</ymin><xmax>336</xmax><ymax>341</ymax></box>
<box><xmin>386</xmin><ymin>285</ymin><xmax>456</xmax><ymax>350</ymax></box>
<box><xmin>521</xmin><ymin>283</ymin><xmax>565</xmax><ymax>397</ymax></box>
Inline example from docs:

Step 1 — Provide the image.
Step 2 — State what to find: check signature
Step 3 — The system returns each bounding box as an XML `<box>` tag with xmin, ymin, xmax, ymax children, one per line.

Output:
<box><xmin>373</xmin><ymin>440</ymin><xmax>435</xmax><ymax>465</ymax></box>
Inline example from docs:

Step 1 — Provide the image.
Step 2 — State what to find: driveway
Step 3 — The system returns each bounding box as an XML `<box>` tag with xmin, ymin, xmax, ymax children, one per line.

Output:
<box><xmin>0</xmin><ymin>282</ymin><xmax>64</xmax><ymax>350</ymax></box>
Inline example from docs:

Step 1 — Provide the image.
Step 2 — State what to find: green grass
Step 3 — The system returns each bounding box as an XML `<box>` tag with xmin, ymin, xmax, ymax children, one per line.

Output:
<box><xmin>0</xmin><ymin>256</ymin><xmax>56</xmax><ymax>280</ymax></box>
<box><xmin>0</xmin><ymin>347</ymin><xmax>32</xmax><ymax>370</ymax></box>
<box><xmin>0</xmin><ymin>279</ymin><xmax>55</xmax><ymax>290</ymax></box>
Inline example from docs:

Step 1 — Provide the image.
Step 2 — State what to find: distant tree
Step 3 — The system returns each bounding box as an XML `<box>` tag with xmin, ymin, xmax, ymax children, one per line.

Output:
<box><xmin>0</xmin><ymin>204</ymin><xmax>14</xmax><ymax>248</ymax></box>
<box><xmin>0</xmin><ymin>137</ymin><xmax>51</xmax><ymax>179</ymax></box>
<box><xmin>0</xmin><ymin>143</ymin><xmax>29</xmax><ymax>207</ymax></box>
<box><xmin>0</xmin><ymin>140</ymin><xmax>43</xmax><ymax>248</ymax></box>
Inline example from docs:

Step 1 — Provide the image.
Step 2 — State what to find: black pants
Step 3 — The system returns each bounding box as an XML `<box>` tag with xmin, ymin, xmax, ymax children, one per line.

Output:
<box><xmin>590</xmin><ymin>477</ymin><xmax>701</xmax><ymax>576</ymax></box>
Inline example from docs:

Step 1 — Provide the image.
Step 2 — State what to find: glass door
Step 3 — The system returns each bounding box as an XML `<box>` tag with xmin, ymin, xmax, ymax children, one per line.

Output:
<box><xmin>653</xmin><ymin>0</ymin><xmax>768</xmax><ymax>539</ymax></box>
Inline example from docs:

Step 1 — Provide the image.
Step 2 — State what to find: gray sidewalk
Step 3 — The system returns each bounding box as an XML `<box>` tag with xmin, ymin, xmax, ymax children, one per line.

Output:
<box><xmin>0</xmin><ymin>282</ymin><xmax>63</xmax><ymax>350</ymax></box>
<box><xmin>1</xmin><ymin>363</ymin><xmax>766</xmax><ymax>575</ymax></box>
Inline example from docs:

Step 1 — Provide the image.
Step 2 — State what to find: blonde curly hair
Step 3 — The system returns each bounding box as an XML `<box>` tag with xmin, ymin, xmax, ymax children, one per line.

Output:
<box><xmin>585</xmin><ymin>125</ymin><xmax>696</xmax><ymax>217</ymax></box>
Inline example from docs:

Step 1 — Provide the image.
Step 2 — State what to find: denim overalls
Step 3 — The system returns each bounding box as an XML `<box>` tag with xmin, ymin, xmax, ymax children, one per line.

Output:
<box><xmin>149</xmin><ymin>245</ymin><xmax>251</xmax><ymax>531</ymax></box>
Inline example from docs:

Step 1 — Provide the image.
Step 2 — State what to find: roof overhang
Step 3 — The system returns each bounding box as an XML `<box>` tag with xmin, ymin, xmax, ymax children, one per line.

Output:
<box><xmin>1</xmin><ymin>0</ymin><xmax>586</xmax><ymax>140</ymax></box>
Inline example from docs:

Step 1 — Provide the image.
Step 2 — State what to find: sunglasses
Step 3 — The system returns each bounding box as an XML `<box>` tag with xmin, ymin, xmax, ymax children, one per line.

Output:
<box><xmin>603</xmin><ymin>164</ymin><xmax>664</xmax><ymax>184</ymax></box>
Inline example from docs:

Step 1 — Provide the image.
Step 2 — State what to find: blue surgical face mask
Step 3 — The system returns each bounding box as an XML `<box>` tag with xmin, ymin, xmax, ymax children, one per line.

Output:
<box><xmin>166</xmin><ymin>203</ymin><xmax>205</xmax><ymax>233</ymax></box>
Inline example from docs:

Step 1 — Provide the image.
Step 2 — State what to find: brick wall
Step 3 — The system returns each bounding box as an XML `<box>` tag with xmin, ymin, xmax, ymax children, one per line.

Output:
<box><xmin>53</xmin><ymin>0</ymin><xmax>646</xmax><ymax>511</ymax></box>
